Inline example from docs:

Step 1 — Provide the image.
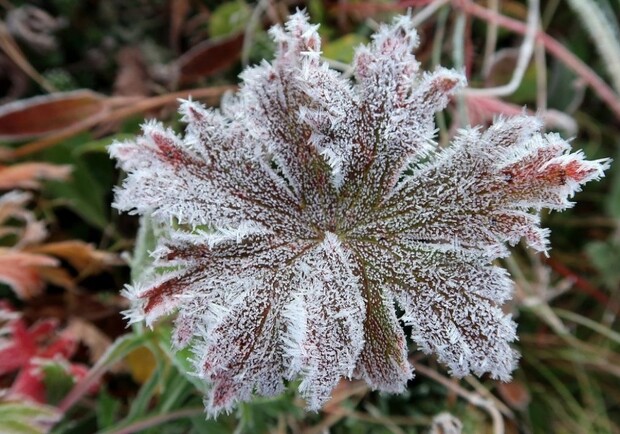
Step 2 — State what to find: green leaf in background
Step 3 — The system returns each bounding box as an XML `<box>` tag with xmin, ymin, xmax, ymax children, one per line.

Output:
<box><xmin>42</xmin><ymin>362</ymin><xmax>79</xmax><ymax>406</ymax></box>
<box><xmin>99</xmin><ymin>332</ymin><xmax>154</xmax><ymax>372</ymax></box>
<box><xmin>485</xmin><ymin>54</ymin><xmax>538</xmax><ymax>104</ymax></box>
<box><xmin>38</xmin><ymin>133</ymin><xmax>114</xmax><ymax>230</ymax></box>
<box><xmin>209</xmin><ymin>0</ymin><xmax>251</xmax><ymax>38</ymax></box>
<box><xmin>155</xmin><ymin>324</ymin><xmax>209</xmax><ymax>393</ymax></box>
<box><xmin>323</xmin><ymin>34</ymin><xmax>368</xmax><ymax>64</ymax></box>
<box><xmin>0</xmin><ymin>401</ymin><xmax>60</xmax><ymax>434</ymax></box>
<box><xmin>510</xmin><ymin>63</ymin><xmax>538</xmax><ymax>104</ymax></box>
<box><xmin>247</xmin><ymin>30</ymin><xmax>276</xmax><ymax>67</ymax></box>
<box><xmin>547</xmin><ymin>56</ymin><xmax>579</xmax><ymax>112</ymax></box>
<box><xmin>308</xmin><ymin>0</ymin><xmax>325</xmax><ymax>24</ymax></box>
<box><xmin>237</xmin><ymin>392</ymin><xmax>304</xmax><ymax>434</ymax></box>
<box><xmin>123</xmin><ymin>361</ymin><xmax>163</xmax><ymax>423</ymax></box>
<box><xmin>95</xmin><ymin>389</ymin><xmax>121</xmax><ymax>429</ymax></box>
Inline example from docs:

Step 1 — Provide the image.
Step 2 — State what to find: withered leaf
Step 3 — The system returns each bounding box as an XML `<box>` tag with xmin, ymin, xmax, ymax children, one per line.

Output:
<box><xmin>175</xmin><ymin>32</ymin><xmax>244</xmax><ymax>85</ymax></box>
<box><xmin>26</xmin><ymin>240</ymin><xmax>122</xmax><ymax>277</ymax></box>
<box><xmin>0</xmin><ymin>90</ymin><xmax>106</xmax><ymax>141</ymax></box>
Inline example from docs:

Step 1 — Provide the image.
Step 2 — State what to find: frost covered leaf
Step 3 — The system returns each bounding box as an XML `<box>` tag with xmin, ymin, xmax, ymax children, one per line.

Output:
<box><xmin>110</xmin><ymin>11</ymin><xmax>610</xmax><ymax>416</ymax></box>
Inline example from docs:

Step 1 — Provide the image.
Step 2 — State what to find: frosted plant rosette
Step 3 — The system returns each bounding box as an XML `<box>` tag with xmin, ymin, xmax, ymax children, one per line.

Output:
<box><xmin>110</xmin><ymin>12</ymin><xmax>609</xmax><ymax>415</ymax></box>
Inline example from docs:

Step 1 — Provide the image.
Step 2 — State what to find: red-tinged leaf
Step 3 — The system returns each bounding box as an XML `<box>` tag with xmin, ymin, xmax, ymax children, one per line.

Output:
<box><xmin>0</xmin><ymin>320</ymin><xmax>34</xmax><ymax>375</ymax></box>
<box><xmin>0</xmin><ymin>90</ymin><xmax>106</xmax><ymax>141</ymax></box>
<box><xmin>10</xmin><ymin>364</ymin><xmax>47</xmax><ymax>403</ymax></box>
<box><xmin>0</xmin><ymin>249</ymin><xmax>58</xmax><ymax>299</ymax></box>
<box><xmin>10</xmin><ymin>359</ymin><xmax>94</xmax><ymax>404</ymax></box>
<box><xmin>20</xmin><ymin>318</ymin><xmax>59</xmax><ymax>342</ymax></box>
<box><xmin>39</xmin><ymin>335</ymin><xmax>77</xmax><ymax>360</ymax></box>
<box><xmin>0</xmin><ymin>312</ymin><xmax>80</xmax><ymax>405</ymax></box>
<box><xmin>0</xmin><ymin>163</ymin><xmax>71</xmax><ymax>190</ymax></box>
<box><xmin>176</xmin><ymin>32</ymin><xmax>244</xmax><ymax>85</ymax></box>
<box><xmin>0</xmin><ymin>316</ymin><xmax>62</xmax><ymax>376</ymax></box>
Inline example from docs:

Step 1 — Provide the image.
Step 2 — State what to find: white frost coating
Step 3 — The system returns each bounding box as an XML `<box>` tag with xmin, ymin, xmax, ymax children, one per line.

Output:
<box><xmin>109</xmin><ymin>10</ymin><xmax>610</xmax><ymax>416</ymax></box>
<box><xmin>288</xmin><ymin>233</ymin><xmax>366</xmax><ymax>410</ymax></box>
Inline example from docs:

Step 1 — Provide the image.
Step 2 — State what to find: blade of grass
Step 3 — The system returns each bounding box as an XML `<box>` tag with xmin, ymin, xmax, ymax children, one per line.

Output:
<box><xmin>554</xmin><ymin>308</ymin><xmax>620</xmax><ymax>346</ymax></box>
<box><xmin>566</xmin><ymin>0</ymin><xmax>620</xmax><ymax>95</ymax></box>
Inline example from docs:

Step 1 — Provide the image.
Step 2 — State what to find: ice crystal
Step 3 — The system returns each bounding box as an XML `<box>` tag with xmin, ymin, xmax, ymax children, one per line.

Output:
<box><xmin>110</xmin><ymin>12</ymin><xmax>609</xmax><ymax>415</ymax></box>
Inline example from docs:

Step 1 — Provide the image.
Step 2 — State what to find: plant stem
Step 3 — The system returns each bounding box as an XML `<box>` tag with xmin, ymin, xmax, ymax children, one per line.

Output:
<box><xmin>454</xmin><ymin>0</ymin><xmax>620</xmax><ymax>120</ymax></box>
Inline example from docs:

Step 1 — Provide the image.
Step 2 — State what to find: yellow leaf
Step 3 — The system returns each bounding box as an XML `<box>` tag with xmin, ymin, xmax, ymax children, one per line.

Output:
<box><xmin>125</xmin><ymin>346</ymin><xmax>156</xmax><ymax>384</ymax></box>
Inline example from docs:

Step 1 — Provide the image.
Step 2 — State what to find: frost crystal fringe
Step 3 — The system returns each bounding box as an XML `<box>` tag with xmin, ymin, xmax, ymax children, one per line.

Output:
<box><xmin>109</xmin><ymin>11</ymin><xmax>609</xmax><ymax>416</ymax></box>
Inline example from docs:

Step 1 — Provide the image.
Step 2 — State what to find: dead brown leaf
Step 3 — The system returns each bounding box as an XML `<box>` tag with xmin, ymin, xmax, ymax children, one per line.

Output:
<box><xmin>37</xmin><ymin>266</ymin><xmax>76</xmax><ymax>291</ymax></box>
<box><xmin>175</xmin><ymin>32</ymin><xmax>244</xmax><ymax>85</ymax></box>
<box><xmin>6</xmin><ymin>85</ymin><xmax>234</xmax><ymax>160</ymax></box>
<box><xmin>26</xmin><ymin>240</ymin><xmax>123</xmax><ymax>278</ymax></box>
<box><xmin>0</xmin><ymin>90</ymin><xmax>106</xmax><ymax>141</ymax></box>
<box><xmin>113</xmin><ymin>47</ymin><xmax>150</xmax><ymax>98</ymax></box>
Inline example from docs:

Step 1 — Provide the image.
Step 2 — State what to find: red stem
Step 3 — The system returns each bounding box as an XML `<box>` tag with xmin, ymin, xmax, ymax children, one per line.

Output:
<box><xmin>57</xmin><ymin>361</ymin><xmax>108</xmax><ymax>413</ymax></box>
<box><xmin>454</xmin><ymin>0</ymin><xmax>620</xmax><ymax>120</ymax></box>
<box><xmin>544</xmin><ymin>256</ymin><xmax>619</xmax><ymax>315</ymax></box>
<box><xmin>464</xmin><ymin>10</ymin><xmax>475</xmax><ymax>78</ymax></box>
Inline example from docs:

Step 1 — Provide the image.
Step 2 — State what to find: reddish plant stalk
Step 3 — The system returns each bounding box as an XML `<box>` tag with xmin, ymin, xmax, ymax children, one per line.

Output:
<box><xmin>454</xmin><ymin>0</ymin><xmax>620</xmax><ymax>120</ymax></box>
